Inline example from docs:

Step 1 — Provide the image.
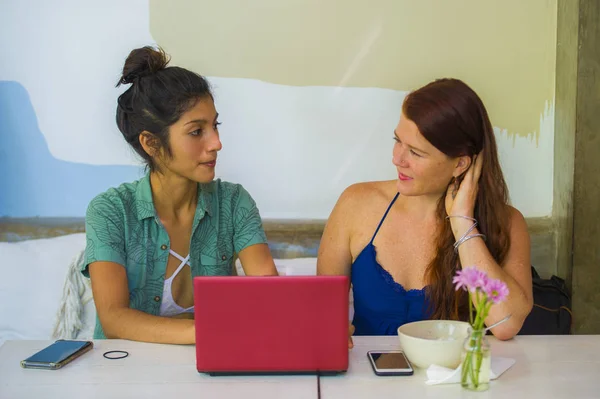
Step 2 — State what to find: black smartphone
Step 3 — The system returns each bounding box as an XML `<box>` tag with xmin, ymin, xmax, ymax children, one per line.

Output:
<box><xmin>20</xmin><ymin>339</ymin><xmax>93</xmax><ymax>370</ymax></box>
<box><xmin>367</xmin><ymin>350</ymin><xmax>414</xmax><ymax>376</ymax></box>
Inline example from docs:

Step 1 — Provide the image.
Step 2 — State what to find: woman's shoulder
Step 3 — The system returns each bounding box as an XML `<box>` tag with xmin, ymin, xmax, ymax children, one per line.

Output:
<box><xmin>92</xmin><ymin>180</ymin><xmax>138</xmax><ymax>201</ymax></box>
<box><xmin>86</xmin><ymin>177</ymin><xmax>146</xmax><ymax>220</ymax></box>
<box><xmin>206</xmin><ymin>179</ymin><xmax>255</xmax><ymax>204</ymax></box>
<box><xmin>332</xmin><ymin>180</ymin><xmax>398</xmax><ymax>220</ymax></box>
<box><xmin>506</xmin><ymin>205</ymin><xmax>525</xmax><ymax>219</ymax></box>
<box><xmin>338</xmin><ymin>180</ymin><xmax>397</xmax><ymax>206</ymax></box>
<box><xmin>204</xmin><ymin>179</ymin><xmax>264</xmax><ymax>222</ymax></box>
<box><xmin>506</xmin><ymin>205</ymin><xmax>529</xmax><ymax>236</ymax></box>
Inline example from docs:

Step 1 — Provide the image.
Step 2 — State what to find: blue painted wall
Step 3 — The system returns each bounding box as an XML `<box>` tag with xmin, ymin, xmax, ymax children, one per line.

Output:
<box><xmin>0</xmin><ymin>81</ymin><xmax>144</xmax><ymax>217</ymax></box>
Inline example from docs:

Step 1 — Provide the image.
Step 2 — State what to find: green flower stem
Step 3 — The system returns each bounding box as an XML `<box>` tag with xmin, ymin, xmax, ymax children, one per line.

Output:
<box><xmin>469</xmin><ymin>291</ymin><xmax>473</xmax><ymax>325</ymax></box>
<box><xmin>462</xmin><ymin>289</ymin><xmax>492</xmax><ymax>389</ymax></box>
<box><xmin>461</xmin><ymin>349</ymin><xmax>471</xmax><ymax>383</ymax></box>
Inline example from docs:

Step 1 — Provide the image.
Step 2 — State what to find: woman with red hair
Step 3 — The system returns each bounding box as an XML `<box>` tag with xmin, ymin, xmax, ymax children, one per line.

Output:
<box><xmin>318</xmin><ymin>78</ymin><xmax>533</xmax><ymax>346</ymax></box>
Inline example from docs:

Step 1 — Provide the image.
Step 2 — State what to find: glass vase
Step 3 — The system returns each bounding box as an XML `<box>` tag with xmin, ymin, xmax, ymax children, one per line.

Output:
<box><xmin>461</xmin><ymin>328</ymin><xmax>491</xmax><ymax>391</ymax></box>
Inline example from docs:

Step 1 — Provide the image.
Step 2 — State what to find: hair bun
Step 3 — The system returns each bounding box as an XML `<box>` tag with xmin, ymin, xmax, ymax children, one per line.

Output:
<box><xmin>117</xmin><ymin>46</ymin><xmax>170</xmax><ymax>86</ymax></box>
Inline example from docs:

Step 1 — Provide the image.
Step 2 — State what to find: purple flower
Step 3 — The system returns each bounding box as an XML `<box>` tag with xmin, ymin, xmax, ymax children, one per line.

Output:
<box><xmin>483</xmin><ymin>278</ymin><xmax>509</xmax><ymax>304</ymax></box>
<box><xmin>453</xmin><ymin>267</ymin><xmax>487</xmax><ymax>293</ymax></box>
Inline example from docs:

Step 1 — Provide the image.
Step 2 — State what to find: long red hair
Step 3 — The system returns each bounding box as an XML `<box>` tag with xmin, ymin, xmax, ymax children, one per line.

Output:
<box><xmin>402</xmin><ymin>78</ymin><xmax>511</xmax><ymax>320</ymax></box>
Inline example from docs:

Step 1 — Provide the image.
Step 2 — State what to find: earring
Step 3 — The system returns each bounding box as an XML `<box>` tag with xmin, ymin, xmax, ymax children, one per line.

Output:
<box><xmin>452</xmin><ymin>178</ymin><xmax>460</xmax><ymax>199</ymax></box>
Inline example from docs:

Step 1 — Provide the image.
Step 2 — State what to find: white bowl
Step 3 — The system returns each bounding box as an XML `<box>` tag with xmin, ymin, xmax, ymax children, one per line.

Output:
<box><xmin>397</xmin><ymin>320</ymin><xmax>470</xmax><ymax>369</ymax></box>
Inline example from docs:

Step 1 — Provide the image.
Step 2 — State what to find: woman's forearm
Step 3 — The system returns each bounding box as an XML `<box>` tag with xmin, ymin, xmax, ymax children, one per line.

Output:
<box><xmin>100</xmin><ymin>307</ymin><xmax>195</xmax><ymax>344</ymax></box>
<box><xmin>452</xmin><ymin>219</ymin><xmax>533</xmax><ymax>339</ymax></box>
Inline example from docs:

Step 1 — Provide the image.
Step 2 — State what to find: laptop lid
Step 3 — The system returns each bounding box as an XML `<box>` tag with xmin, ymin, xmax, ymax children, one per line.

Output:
<box><xmin>194</xmin><ymin>275</ymin><xmax>349</xmax><ymax>374</ymax></box>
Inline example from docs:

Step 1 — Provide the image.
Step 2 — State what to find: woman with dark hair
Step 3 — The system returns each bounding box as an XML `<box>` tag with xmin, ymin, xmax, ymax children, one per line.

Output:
<box><xmin>318</xmin><ymin>78</ymin><xmax>533</xmax><ymax>346</ymax></box>
<box><xmin>82</xmin><ymin>46</ymin><xmax>277</xmax><ymax>344</ymax></box>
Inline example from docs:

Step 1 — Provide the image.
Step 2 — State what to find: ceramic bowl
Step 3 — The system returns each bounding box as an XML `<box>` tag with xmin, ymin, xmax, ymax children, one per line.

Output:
<box><xmin>397</xmin><ymin>320</ymin><xmax>471</xmax><ymax>369</ymax></box>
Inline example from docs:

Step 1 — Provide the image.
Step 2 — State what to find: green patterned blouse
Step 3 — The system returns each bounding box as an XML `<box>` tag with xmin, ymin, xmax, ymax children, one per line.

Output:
<box><xmin>82</xmin><ymin>173</ymin><xmax>268</xmax><ymax>339</ymax></box>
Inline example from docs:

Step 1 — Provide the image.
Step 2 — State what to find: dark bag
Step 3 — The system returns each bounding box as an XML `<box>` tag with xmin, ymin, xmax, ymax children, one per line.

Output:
<box><xmin>518</xmin><ymin>266</ymin><xmax>572</xmax><ymax>335</ymax></box>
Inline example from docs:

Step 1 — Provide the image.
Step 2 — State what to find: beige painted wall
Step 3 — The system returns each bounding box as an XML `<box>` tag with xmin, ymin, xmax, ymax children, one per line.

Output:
<box><xmin>146</xmin><ymin>0</ymin><xmax>558</xmax><ymax>219</ymax></box>
<box><xmin>150</xmin><ymin>0</ymin><xmax>556</xmax><ymax>140</ymax></box>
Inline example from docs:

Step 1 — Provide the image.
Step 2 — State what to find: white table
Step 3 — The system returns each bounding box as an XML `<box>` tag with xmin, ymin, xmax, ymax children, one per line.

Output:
<box><xmin>2</xmin><ymin>336</ymin><xmax>600</xmax><ymax>399</ymax></box>
<box><xmin>0</xmin><ymin>339</ymin><xmax>316</xmax><ymax>399</ymax></box>
<box><xmin>321</xmin><ymin>335</ymin><xmax>600</xmax><ymax>399</ymax></box>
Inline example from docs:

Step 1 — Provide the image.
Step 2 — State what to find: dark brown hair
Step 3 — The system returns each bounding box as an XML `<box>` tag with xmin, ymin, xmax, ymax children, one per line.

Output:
<box><xmin>115</xmin><ymin>46</ymin><xmax>213</xmax><ymax>170</ymax></box>
<box><xmin>402</xmin><ymin>78</ymin><xmax>511</xmax><ymax>320</ymax></box>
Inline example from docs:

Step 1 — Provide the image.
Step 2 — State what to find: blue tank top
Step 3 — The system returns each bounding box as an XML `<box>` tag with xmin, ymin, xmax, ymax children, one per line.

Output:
<box><xmin>351</xmin><ymin>192</ymin><xmax>430</xmax><ymax>335</ymax></box>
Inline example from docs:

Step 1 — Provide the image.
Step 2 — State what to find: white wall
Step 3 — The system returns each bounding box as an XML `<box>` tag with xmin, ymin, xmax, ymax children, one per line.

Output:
<box><xmin>0</xmin><ymin>0</ymin><xmax>554</xmax><ymax>219</ymax></box>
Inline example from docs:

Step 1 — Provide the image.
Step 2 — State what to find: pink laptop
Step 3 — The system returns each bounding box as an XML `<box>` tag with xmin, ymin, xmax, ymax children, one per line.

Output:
<box><xmin>194</xmin><ymin>275</ymin><xmax>349</xmax><ymax>375</ymax></box>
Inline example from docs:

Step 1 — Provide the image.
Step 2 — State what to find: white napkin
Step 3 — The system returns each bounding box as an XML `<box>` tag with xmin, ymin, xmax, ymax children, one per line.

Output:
<box><xmin>425</xmin><ymin>357</ymin><xmax>516</xmax><ymax>385</ymax></box>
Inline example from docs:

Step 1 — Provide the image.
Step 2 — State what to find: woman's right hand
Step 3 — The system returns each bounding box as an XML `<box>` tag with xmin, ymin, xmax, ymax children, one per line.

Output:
<box><xmin>348</xmin><ymin>323</ymin><xmax>355</xmax><ymax>349</ymax></box>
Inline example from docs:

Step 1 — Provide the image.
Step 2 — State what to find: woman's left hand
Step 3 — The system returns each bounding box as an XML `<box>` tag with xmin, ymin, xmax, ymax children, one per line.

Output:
<box><xmin>445</xmin><ymin>152</ymin><xmax>484</xmax><ymax>218</ymax></box>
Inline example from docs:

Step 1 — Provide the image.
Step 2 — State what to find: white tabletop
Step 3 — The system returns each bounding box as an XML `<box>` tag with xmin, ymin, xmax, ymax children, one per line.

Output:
<box><xmin>321</xmin><ymin>335</ymin><xmax>600</xmax><ymax>399</ymax></box>
<box><xmin>2</xmin><ymin>336</ymin><xmax>600</xmax><ymax>399</ymax></box>
<box><xmin>0</xmin><ymin>339</ymin><xmax>316</xmax><ymax>399</ymax></box>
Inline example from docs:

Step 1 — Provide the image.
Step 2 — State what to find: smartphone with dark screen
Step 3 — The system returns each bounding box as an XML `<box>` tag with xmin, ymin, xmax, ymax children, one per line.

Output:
<box><xmin>367</xmin><ymin>350</ymin><xmax>414</xmax><ymax>376</ymax></box>
<box><xmin>20</xmin><ymin>339</ymin><xmax>93</xmax><ymax>370</ymax></box>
